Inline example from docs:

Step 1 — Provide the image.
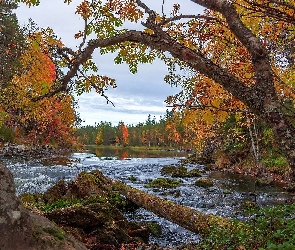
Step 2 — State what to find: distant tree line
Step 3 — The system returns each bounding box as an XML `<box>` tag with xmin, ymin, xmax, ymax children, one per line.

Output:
<box><xmin>75</xmin><ymin>112</ymin><xmax>194</xmax><ymax>149</ymax></box>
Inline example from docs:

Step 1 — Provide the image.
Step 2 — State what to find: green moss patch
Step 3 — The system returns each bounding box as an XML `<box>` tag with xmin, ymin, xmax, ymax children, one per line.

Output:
<box><xmin>145</xmin><ymin>178</ymin><xmax>182</xmax><ymax>189</ymax></box>
<box><xmin>195</xmin><ymin>179</ymin><xmax>214</xmax><ymax>188</ymax></box>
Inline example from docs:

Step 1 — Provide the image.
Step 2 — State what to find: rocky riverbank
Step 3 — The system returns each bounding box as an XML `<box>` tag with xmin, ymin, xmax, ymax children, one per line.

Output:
<box><xmin>0</xmin><ymin>143</ymin><xmax>73</xmax><ymax>158</ymax></box>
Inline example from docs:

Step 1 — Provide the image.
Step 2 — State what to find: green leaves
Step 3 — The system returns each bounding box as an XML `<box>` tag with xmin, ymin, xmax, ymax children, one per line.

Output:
<box><xmin>113</xmin><ymin>42</ymin><xmax>156</xmax><ymax>74</ymax></box>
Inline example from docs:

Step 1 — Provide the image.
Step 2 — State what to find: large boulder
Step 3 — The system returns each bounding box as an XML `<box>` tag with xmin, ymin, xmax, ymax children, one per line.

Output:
<box><xmin>0</xmin><ymin>164</ymin><xmax>87</xmax><ymax>250</ymax></box>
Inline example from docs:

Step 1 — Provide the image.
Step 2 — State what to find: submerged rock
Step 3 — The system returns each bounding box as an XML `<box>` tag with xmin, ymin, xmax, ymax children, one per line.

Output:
<box><xmin>161</xmin><ymin>165</ymin><xmax>202</xmax><ymax>178</ymax></box>
<box><xmin>145</xmin><ymin>178</ymin><xmax>182</xmax><ymax>189</ymax></box>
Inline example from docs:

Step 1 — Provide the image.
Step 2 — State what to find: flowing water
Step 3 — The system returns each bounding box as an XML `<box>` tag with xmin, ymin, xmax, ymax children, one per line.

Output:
<box><xmin>3</xmin><ymin>146</ymin><xmax>294</xmax><ymax>247</ymax></box>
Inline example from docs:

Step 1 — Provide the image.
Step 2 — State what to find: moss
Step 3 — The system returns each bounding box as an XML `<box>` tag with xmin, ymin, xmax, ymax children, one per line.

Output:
<box><xmin>143</xmin><ymin>221</ymin><xmax>162</xmax><ymax>237</ymax></box>
<box><xmin>187</xmin><ymin>169</ymin><xmax>202</xmax><ymax>177</ymax></box>
<box><xmin>161</xmin><ymin>165</ymin><xmax>202</xmax><ymax>178</ymax></box>
<box><xmin>160</xmin><ymin>165</ymin><xmax>177</xmax><ymax>175</ymax></box>
<box><xmin>171</xmin><ymin>166</ymin><xmax>189</xmax><ymax>177</ymax></box>
<box><xmin>145</xmin><ymin>178</ymin><xmax>182</xmax><ymax>189</ymax></box>
<box><xmin>128</xmin><ymin>175</ymin><xmax>138</xmax><ymax>182</ymax></box>
<box><xmin>195</xmin><ymin>179</ymin><xmax>214</xmax><ymax>188</ymax></box>
<box><xmin>34</xmin><ymin>195</ymin><xmax>106</xmax><ymax>212</ymax></box>
<box><xmin>20</xmin><ymin>193</ymin><xmax>36</xmax><ymax>204</ymax></box>
<box><xmin>43</xmin><ymin>227</ymin><xmax>64</xmax><ymax>240</ymax></box>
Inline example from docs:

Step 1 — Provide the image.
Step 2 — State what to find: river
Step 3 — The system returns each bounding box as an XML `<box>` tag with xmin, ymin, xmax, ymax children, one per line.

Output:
<box><xmin>4</xmin><ymin>146</ymin><xmax>293</xmax><ymax>247</ymax></box>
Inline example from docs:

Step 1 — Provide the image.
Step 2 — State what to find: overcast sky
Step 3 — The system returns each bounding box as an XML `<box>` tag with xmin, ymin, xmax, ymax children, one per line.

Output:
<box><xmin>15</xmin><ymin>0</ymin><xmax>203</xmax><ymax>126</ymax></box>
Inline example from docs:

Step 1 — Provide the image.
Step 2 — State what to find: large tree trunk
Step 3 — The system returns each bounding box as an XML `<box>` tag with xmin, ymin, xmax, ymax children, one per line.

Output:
<box><xmin>110</xmin><ymin>179</ymin><xmax>232</xmax><ymax>237</ymax></box>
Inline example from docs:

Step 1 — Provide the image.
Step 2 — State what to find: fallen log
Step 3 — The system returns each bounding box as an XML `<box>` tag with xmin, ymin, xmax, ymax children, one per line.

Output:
<box><xmin>109</xmin><ymin>178</ymin><xmax>231</xmax><ymax>237</ymax></box>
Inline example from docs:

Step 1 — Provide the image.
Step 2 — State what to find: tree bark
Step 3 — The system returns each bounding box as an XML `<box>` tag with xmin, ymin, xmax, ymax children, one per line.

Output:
<box><xmin>110</xmin><ymin>179</ymin><xmax>231</xmax><ymax>237</ymax></box>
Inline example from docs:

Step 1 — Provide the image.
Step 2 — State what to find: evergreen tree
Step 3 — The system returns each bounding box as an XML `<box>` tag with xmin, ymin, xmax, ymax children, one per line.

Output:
<box><xmin>0</xmin><ymin>0</ymin><xmax>26</xmax><ymax>89</ymax></box>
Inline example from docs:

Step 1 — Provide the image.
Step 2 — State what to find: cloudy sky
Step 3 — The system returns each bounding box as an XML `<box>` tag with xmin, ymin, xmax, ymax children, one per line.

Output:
<box><xmin>15</xmin><ymin>0</ymin><xmax>203</xmax><ymax>126</ymax></box>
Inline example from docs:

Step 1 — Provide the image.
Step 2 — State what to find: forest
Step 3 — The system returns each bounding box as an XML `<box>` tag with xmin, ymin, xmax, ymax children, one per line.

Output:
<box><xmin>1</xmin><ymin>0</ymin><xmax>295</xmax><ymax>249</ymax></box>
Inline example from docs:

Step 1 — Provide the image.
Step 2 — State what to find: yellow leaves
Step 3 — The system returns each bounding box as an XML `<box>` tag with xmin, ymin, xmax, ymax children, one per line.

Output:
<box><xmin>202</xmin><ymin>110</ymin><xmax>214</xmax><ymax>124</ymax></box>
<box><xmin>155</xmin><ymin>15</ymin><xmax>162</xmax><ymax>23</ymax></box>
<box><xmin>144</xmin><ymin>28</ymin><xmax>154</xmax><ymax>35</ymax></box>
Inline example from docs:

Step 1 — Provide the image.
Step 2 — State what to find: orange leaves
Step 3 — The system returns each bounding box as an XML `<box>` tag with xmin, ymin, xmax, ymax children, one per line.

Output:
<box><xmin>76</xmin><ymin>0</ymin><xmax>91</xmax><ymax>19</ymax></box>
<box><xmin>119</xmin><ymin>122</ymin><xmax>129</xmax><ymax>146</ymax></box>
<box><xmin>5</xmin><ymin>31</ymin><xmax>77</xmax><ymax>146</ymax></box>
<box><xmin>106</xmin><ymin>0</ymin><xmax>143</xmax><ymax>22</ymax></box>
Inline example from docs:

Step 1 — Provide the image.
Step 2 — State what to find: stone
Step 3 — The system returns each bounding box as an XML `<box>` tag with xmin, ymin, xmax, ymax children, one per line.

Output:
<box><xmin>0</xmin><ymin>164</ymin><xmax>87</xmax><ymax>250</ymax></box>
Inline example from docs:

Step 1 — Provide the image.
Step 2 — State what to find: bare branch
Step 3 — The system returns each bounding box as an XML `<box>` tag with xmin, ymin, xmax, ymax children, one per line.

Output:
<box><xmin>78</xmin><ymin>18</ymin><xmax>88</xmax><ymax>52</ymax></box>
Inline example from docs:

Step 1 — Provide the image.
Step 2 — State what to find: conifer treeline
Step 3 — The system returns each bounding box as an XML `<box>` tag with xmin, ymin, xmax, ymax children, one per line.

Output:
<box><xmin>75</xmin><ymin>113</ymin><xmax>194</xmax><ymax>149</ymax></box>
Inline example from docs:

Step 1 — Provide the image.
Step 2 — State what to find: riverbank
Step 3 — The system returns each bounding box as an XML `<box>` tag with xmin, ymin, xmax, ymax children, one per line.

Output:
<box><xmin>0</xmin><ymin>143</ymin><xmax>74</xmax><ymax>158</ymax></box>
<box><xmin>185</xmin><ymin>151</ymin><xmax>295</xmax><ymax>192</ymax></box>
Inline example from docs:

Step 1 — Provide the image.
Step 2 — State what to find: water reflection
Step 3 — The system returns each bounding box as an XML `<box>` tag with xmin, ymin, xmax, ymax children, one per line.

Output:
<box><xmin>86</xmin><ymin>146</ymin><xmax>189</xmax><ymax>160</ymax></box>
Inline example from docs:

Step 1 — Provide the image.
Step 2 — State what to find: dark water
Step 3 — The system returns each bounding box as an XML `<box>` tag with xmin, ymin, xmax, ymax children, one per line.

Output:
<box><xmin>3</xmin><ymin>146</ymin><xmax>294</xmax><ymax>247</ymax></box>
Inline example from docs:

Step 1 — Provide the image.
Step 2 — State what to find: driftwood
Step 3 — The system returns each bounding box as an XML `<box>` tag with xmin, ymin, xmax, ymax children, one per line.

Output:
<box><xmin>109</xmin><ymin>178</ymin><xmax>231</xmax><ymax>237</ymax></box>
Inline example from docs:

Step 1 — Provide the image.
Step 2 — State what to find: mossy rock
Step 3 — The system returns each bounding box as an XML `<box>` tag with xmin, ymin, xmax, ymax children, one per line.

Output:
<box><xmin>19</xmin><ymin>193</ymin><xmax>44</xmax><ymax>211</ymax></box>
<box><xmin>171</xmin><ymin>166</ymin><xmax>189</xmax><ymax>177</ymax></box>
<box><xmin>160</xmin><ymin>165</ymin><xmax>177</xmax><ymax>175</ymax></box>
<box><xmin>194</xmin><ymin>179</ymin><xmax>214</xmax><ymax>187</ymax></box>
<box><xmin>159</xmin><ymin>190</ymin><xmax>181</xmax><ymax>197</ymax></box>
<box><xmin>187</xmin><ymin>168</ymin><xmax>202</xmax><ymax>177</ymax></box>
<box><xmin>222</xmin><ymin>189</ymin><xmax>232</xmax><ymax>195</ymax></box>
<box><xmin>19</xmin><ymin>169</ymin><xmax>149</xmax><ymax>249</ymax></box>
<box><xmin>43</xmin><ymin>179</ymin><xmax>67</xmax><ymax>203</ymax></box>
<box><xmin>42</xmin><ymin>227</ymin><xmax>65</xmax><ymax>241</ymax></box>
<box><xmin>161</xmin><ymin>165</ymin><xmax>202</xmax><ymax>178</ymax></box>
<box><xmin>128</xmin><ymin>175</ymin><xmax>138</xmax><ymax>182</ymax></box>
<box><xmin>145</xmin><ymin>178</ymin><xmax>182</xmax><ymax>189</ymax></box>
<box><xmin>240</xmin><ymin>200</ymin><xmax>260</xmax><ymax>213</ymax></box>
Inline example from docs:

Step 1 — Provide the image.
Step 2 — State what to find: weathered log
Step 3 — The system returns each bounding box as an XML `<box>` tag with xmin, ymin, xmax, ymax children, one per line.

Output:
<box><xmin>110</xmin><ymin>178</ymin><xmax>231</xmax><ymax>237</ymax></box>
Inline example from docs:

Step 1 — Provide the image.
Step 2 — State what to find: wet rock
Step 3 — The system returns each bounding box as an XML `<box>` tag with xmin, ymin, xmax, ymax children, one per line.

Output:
<box><xmin>161</xmin><ymin>165</ymin><xmax>202</xmax><ymax>178</ymax></box>
<box><xmin>194</xmin><ymin>179</ymin><xmax>214</xmax><ymax>187</ymax></box>
<box><xmin>161</xmin><ymin>165</ymin><xmax>177</xmax><ymax>175</ymax></box>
